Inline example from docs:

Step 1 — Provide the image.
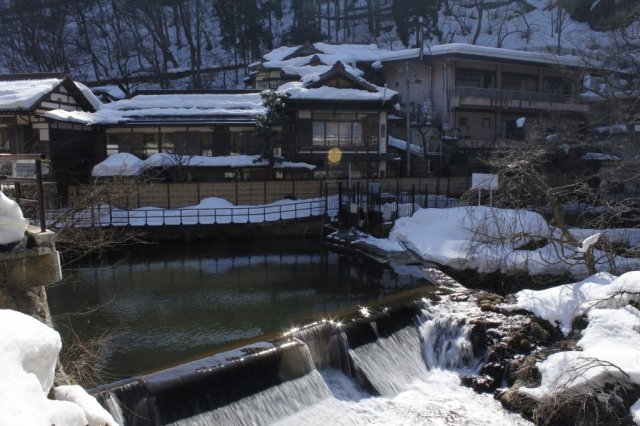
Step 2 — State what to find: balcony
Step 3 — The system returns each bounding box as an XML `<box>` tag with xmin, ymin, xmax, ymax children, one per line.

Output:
<box><xmin>450</xmin><ymin>87</ymin><xmax>588</xmax><ymax>113</ymax></box>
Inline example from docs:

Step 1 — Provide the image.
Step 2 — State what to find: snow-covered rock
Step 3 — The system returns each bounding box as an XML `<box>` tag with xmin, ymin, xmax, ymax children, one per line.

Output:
<box><xmin>500</xmin><ymin>271</ymin><xmax>640</xmax><ymax>422</ymax></box>
<box><xmin>0</xmin><ymin>309</ymin><xmax>118</xmax><ymax>426</ymax></box>
<box><xmin>0</xmin><ymin>191</ymin><xmax>28</xmax><ymax>246</ymax></box>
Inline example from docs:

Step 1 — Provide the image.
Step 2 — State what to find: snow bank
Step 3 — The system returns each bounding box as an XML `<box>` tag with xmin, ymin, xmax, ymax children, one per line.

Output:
<box><xmin>520</xmin><ymin>303</ymin><xmax>640</xmax><ymax>398</ymax></box>
<box><xmin>389</xmin><ymin>206</ymin><xmax>640</xmax><ymax>277</ymax></box>
<box><xmin>0</xmin><ymin>191</ymin><xmax>28</xmax><ymax>245</ymax></box>
<box><xmin>0</xmin><ymin>310</ymin><xmax>117</xmax><ymax>426</ymax></box>
<box><xmin>500</xmin><ymin>271</ymin><xmax>640</xmax><ymax>335</ymax></box>
<box><xmin>92</xmin><ymin>153</ymin><xmax>143</xmax><ymax>177</ymax></box>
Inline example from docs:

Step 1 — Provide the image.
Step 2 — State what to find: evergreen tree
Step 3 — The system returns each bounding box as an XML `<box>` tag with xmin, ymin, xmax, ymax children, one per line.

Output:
<box><xmin>255</xmin><ymin>91</ymin><xmax>292</xmax><ymax>164</ymax></box>
<box><xmin>391</xmin><ymin>0</ymin><xmax>441</xmax><ymax>47</ymax></box>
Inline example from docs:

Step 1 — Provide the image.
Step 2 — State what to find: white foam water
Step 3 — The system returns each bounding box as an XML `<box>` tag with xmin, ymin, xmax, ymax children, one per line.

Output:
<box><xmin>275</xmin><ymin>299</ymin><xmax>532</xmax><ymax>426</ymax></box>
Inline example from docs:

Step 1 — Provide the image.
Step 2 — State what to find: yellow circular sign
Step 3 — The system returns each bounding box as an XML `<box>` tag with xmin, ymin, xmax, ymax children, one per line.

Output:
<box><xmin>327</xmin><ymin>147</ymin><xmax>342</xmax><ymax>165</ymax></box>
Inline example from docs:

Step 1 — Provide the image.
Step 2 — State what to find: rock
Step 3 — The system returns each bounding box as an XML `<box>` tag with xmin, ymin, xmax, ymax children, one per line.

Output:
<box><xmin>518</xmin><ymin>338</ymin><xmax>533</xmax><ymax>352</ymax></box>
<box><xmin>529</xmin><ymin>321</ymin><xmax>550</xmax><ymax>342</ymax></box>
<box><xmin>461</xmin><ymin>374</ymin><xmax>496</xmax><ymax>393</ymax></box>
<box><xmin>497</xmin><ymin>385</ymin><xmax>536</xmax><ymax>419</ymax></box>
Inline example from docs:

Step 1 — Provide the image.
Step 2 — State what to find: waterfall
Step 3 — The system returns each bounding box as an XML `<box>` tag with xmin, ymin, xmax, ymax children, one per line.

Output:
<box><xmin>419</xmin><ymin>301</ymin><xmax>479</xmax><ymax>372</ymax></box>
<box><xmin>95</xmin><ymin>298</ymin><xmax>530</xmax><ymax>426</ymax></box>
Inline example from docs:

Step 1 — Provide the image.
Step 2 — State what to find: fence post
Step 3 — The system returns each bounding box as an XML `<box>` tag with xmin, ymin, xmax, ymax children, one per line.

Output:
<box><xmin>263</xmin><ymin>180</ymin><xmax>267</xmax><ymax>204</ymax></box>
<box><xmin>325</xmin><ymin>183</ymin><xmax>329</xmax><ymax>216</ymax></box>
<box><xmin>446</xmin><ymin>177</ymin><xmax>451</xmax><ymax>207</ymax></box>
<box><xmin>14</xmin><ymin>182</ymin><xmax>21</xmax><ymax>208</ymax></box>
<box><xmin>166</xmin><ymin>183</ymin><xmax>171</xmax><ymax>209</ymax></box>
<box><xmin>424</xmin><ymin>184</ymin><xmax>429</xmax><ymax>208</ymax></box>
<box><xmin>411</xmin><ymin>184</ymin><xmax>416</xmax><ymax>215</ymax></box>
<box><xmin>338</xmin><ymin>182</ymin><xmax>343</xmax><ymax>217</ymax></box>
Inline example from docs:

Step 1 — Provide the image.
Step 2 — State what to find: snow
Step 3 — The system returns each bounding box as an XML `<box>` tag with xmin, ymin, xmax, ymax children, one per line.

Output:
<box><xmin>581</xmin><ymin>152</ymin><xmax>620</xmax><ymax>161</ymax></box>
<box><xmin>91</xmin><ymin>153</ymin><xmax>143</xmax><ymax>177</ymax></box>
<box><xmin>0</xmin><ymin>191</ymin><xmax>28</xmax><ymax>245</ymax></box>
<box><xmin>279</xmin><ymin>81</ymin><xmax>396</xmax><ymax>102</ymax></box>
<box><xmin>46</xmin><ymin>92</ymin><xmax>266</xmax><ymax>125</ymax></box>
<box><xmin>0</xmin><ymin>309</ymin><xmax>117</xmax><ymax>426</ymax></box>
<box><xmin>388</xmin><ymin>136</ymin><xmax>424</xmax><ymax>157</ymax></box>
<box><xmin>92</xmin><ymin>153</ymin><xmax>316</xmax><ymax>177</ymax></box>
<box><xmin>516</xmin><ymin>117</ymin><xmax>526</xmax><ymax>128</ymax></box>
<box><xmin>73</xmin><ymin>81</ymin><xmax>104</xmax><ymax>111</ymax></box>
<box><xmin>576</xmin><ymin>233</ymin><xmax>600</xmax><ymax>253</ymax></box>
<box><xmin>502</xmin><ymin>271</ymin><xmax>640</xmax><ymax>421</ymax></box>
<box><xmin>354</xmin><ymin>234</ymin><xmax>406</xmax><ymax>252</ymax></box>
<box><xmin>379</xmin><ymin>43</ymin><xmax>583</xmax><ymax>68</ymax></box>
<box><xmin>632</xmin><ymin>399</ymin><xmax>640</xmax><ymax>425</ymax></box>
<box><xmin>0</xmin><ymin>78</ymin><xmax>62</xmax><ymax>111</ymax></box>
<box><xmin>388</xmin><ymin>206</ymin><xmax>640</xmax><ymax>277</ymax></box>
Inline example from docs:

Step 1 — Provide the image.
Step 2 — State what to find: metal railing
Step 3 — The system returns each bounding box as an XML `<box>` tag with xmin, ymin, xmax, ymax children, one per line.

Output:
<box><xmin>0</xmin><ymin>153</ymin><xmax>47</xmax><ymax>232</ymax></box>
<box><xmin>451</xmin><ymin>87</ymin><xmax>577</xmax><ymax>104</ymax></box>
<box><xmin>59</xmin><ymin>198</ymin><xmax>332</xmax><ymax>228</ymax></box>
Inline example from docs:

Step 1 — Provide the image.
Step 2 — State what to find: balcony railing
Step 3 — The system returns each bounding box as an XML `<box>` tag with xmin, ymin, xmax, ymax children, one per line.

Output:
<box><xmin>451</xmin><ymin>87</ymin><xmax>578</xmax><ymax>104</ymax></box>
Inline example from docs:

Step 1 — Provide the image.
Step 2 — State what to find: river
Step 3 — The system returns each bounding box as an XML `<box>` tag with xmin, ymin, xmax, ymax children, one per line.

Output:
<box><xmin>47</xmin><ymin>239</ymin><xmax>429</xmax><ymax>382</ymax></box>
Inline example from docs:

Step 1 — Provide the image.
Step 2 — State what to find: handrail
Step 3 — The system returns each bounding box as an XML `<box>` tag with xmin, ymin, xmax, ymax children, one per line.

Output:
<box><xmin>451</xmin><ymin>87</ymin><xmax>577</xmax><ymax>104</ymax></box>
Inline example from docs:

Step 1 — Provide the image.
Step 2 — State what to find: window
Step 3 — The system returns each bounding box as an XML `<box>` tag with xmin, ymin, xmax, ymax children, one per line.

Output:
<box><xmin>144</xmin><ymin>134</ymin><xmax>159</xmax><ymax>156</ymax></box>
<box><xmin>458</xmin><ymin>117</ymin><xmax>468</xmax><ymax>128</ymax></box>
<box><xmin>502</xmin><ymin>73</ymin><xmax>538</xmax><ymax>92</ymax></box>
<box><xmin>455</xmin><ymin>69</ymin><xmax>496</xmax><ymax>88</ymax></box>
<box><xmin>106</xmin><ymin>144</ymin><xmax>119</xmax><ymax>155</ymax></box>
<box><xmin>311</xmin><ymin>112</ymin><xmax>377</xmax><ymax>148</ymax></box>
<box><xmin>483</xmin><ymin>118</ymin><xmax>491</xmax><ymax>128</ymax></box>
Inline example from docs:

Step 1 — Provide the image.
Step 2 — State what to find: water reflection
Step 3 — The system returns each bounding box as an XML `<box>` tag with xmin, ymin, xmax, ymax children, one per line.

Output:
<box><xmin>48</xmin><ymin>239</ymin><xmax>427</xmax><ymax>382</ymax></box>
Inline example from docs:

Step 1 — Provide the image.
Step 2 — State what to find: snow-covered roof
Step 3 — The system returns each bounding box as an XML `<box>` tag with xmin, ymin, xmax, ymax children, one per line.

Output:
<box><xmin>0</xmin><ymin>76</ymin><xmax>102</xmax><ymax>112</ymax></box>
<box><xmin>388</xmin><ymin>136</ymin><xmax>424</xmax><ymax>157</ymax></box>
<box><xmin>380</xmin><ymin>43</ymin><xmax>583</xmax><ymax>68</ymax></box>
<box><xmin>278</xmin><ymin>61</ymin><xmax>397</xmax><ymax>103</ymax></box>
<box><xmin>92</xmin><ymin>152</ymin><xmax>316</xmax><ymax>177</ymax></box>
<box><xmin>45</xmin><ymin>92</ymin><xmax>265</xmax><ymax>125</ymax></box>
<box><xmin>260</xmin><ymin>42</ymin><xmax>392</xmax><ymax>81</ymax></box>
<box><xmin>279</xmin><ymin>81</ymin><xmax>396</xmax><ymax>102</ymax></box>
<box><xmin>263</xmin><ymin>43</ymin><xmax>388</xmax><ymax>64</ymax></box>
<box><xmin>0</xmin><ymin>78</ymin><xmax>62</xmax><ymax>111</ymax></box>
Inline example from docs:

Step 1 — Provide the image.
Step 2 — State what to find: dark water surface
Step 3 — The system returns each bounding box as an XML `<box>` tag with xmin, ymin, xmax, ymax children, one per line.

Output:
<box><xmin>47</xmin><ymin>239</ymin><xmax>428</xmax><ymax>382</ymax></box>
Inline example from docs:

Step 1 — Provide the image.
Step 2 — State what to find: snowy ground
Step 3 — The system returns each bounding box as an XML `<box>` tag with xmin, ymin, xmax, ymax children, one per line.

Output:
<box><xmin>0</xmin><ymin>309</ymin><xmax>116</xmax><ymax>426</ymax></box>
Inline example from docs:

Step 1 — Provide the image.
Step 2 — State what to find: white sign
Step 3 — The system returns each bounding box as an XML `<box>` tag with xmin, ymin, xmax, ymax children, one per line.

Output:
<box><xmin>471</xmin><ymin>173</ymin><xmax>498</xmax><ymax>190</ymax></box>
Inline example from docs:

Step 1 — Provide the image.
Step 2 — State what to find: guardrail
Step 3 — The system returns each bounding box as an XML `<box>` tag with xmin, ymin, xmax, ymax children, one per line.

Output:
<box><xmin>0</xmin><ymin>153</ymin><xmax>47</xmax><ymax>232</ymax></box>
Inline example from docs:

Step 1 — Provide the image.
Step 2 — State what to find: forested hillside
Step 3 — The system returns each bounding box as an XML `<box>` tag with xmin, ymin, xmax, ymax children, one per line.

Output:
<box><xmin>0</xmin><ymin>0</ymin><xmax>634</xmax><ymax>94</ymax></box>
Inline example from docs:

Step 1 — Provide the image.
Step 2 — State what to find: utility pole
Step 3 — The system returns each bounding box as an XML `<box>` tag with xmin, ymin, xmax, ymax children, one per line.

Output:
<box><xmin>405</xmin><ymin>61</ymin><xmax>411</xmax><ymax>177</ymax></box>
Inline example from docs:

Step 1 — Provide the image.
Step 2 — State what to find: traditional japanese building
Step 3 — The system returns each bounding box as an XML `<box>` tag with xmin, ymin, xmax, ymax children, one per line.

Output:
<box><xmin>0</xmin><ymin>73</ymin><xmax>101</xmax><ymax>195</ymax></box>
